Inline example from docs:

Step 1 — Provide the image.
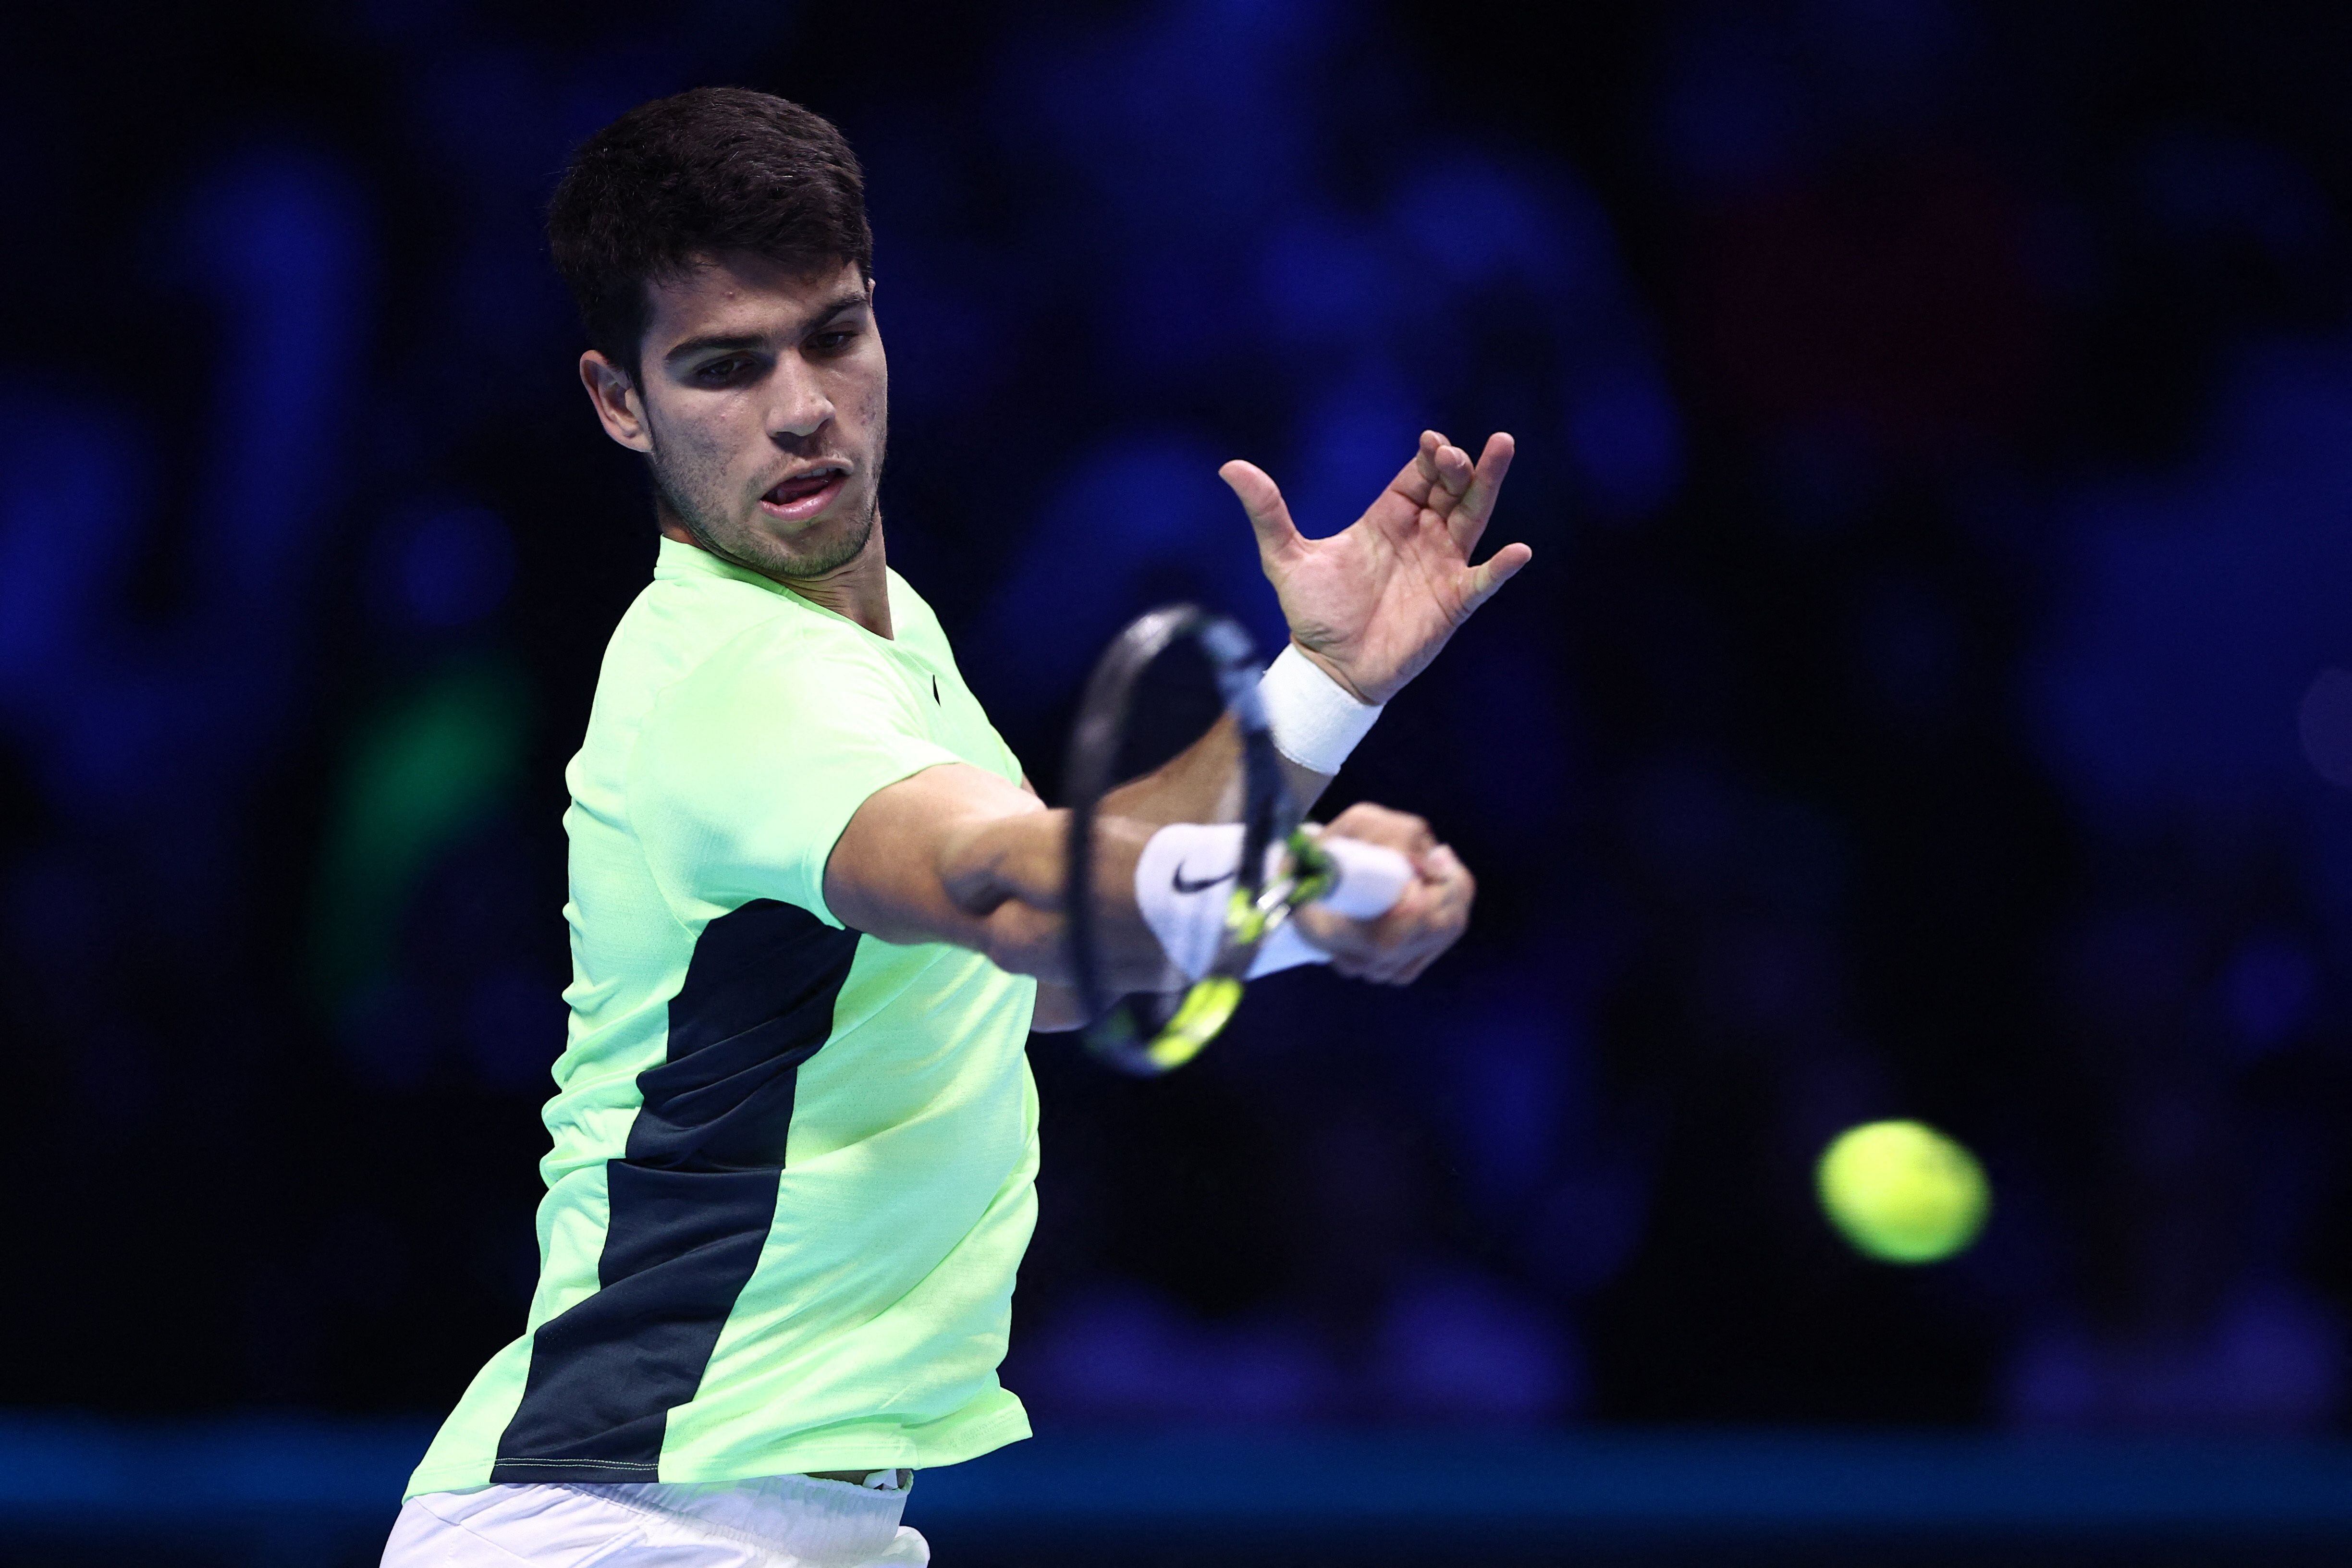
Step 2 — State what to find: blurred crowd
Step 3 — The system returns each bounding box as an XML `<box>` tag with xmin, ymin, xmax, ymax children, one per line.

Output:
<box><xmin>5</xmin><ymin>0</ymin><xmax>2352</xmax><ymax>1435</ymax></box>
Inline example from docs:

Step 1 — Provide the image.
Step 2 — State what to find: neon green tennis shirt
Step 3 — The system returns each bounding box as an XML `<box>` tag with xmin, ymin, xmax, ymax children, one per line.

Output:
<box><xmin>407</xmin><ymin>537</ymin><xmax>1038</xmax><ymax>1496</ymax></box>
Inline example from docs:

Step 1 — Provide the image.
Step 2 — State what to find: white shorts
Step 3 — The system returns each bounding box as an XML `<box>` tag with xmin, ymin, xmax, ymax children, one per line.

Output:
<box><xmin>380</xmin><ymin>1472</ymin><xmax>931</xmax><ymax>1568</ymax></box>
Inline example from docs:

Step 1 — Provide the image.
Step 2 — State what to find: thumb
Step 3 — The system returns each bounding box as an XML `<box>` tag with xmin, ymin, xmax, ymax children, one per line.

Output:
<box><xmin>1219</xmin><ymin>460</ymin><xmax>1304</xmax><ymax>565</ymax></box>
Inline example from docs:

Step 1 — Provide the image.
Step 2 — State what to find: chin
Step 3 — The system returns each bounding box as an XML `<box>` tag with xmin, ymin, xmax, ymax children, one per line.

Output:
<box><xmin>753</xmin><ymin>509</ymin><xmax>873</xmax><ymax>579</ymax></box>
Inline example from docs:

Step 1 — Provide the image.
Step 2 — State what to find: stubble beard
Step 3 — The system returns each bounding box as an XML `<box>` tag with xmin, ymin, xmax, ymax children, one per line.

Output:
<box><xmin>648</xmin><ymin>422</ymin><xmax>886</xmax><ymax>582</ymax></box>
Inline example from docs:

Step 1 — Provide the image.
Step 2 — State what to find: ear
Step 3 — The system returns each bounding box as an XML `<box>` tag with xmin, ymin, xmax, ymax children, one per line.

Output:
<box><xmin>581</xmin><ymin>350</ymin><xmax>652</xmax><ymax>453</ymax></box>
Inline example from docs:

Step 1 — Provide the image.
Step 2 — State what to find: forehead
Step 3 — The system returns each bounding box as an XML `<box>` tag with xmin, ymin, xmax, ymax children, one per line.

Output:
<box><xmin>641</xmin><ymin>252</ymin><xmax>867</xmax><ymax>348</ymax></box>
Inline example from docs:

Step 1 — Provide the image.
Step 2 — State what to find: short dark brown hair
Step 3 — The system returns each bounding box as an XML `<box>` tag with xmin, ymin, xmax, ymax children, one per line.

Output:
<box><xmin>547</xmin><ymin>86</ymin><xmax>873</xmax><ymax>377</ymax></box>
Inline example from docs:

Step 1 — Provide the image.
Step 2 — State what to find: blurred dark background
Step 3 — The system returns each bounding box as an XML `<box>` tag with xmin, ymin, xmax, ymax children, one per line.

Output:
<box><xmin>8</xmin><ymin>0</ymin><xmax>2352</xmax><ymax>1560</ymax></box>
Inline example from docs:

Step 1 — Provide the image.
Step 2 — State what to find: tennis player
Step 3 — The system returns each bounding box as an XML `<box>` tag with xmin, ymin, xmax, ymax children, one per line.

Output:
<box><xmin>383</xmin><ymin>87</ymin><xmax>1529</xmax><ymax>1568</ymax></box>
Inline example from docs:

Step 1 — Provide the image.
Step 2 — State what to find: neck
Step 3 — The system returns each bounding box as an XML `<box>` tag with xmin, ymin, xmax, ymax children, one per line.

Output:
<box><xmin>661</xmin><ymin>515</ymin><xmax>894</xmax><ymax>638</ymax></box>
<box><xmin>773</xmin><ymin>521</ymin><xmax>894</xmax><ymax>637</ymax></box>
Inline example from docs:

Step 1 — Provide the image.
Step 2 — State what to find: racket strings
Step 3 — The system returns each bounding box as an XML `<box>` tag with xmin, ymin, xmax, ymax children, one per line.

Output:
<box><xmin>1063</xmin><ymin>604</ymin><xmax>1298</xmax><ymax>1075</ymax></box>
<box><xmin>1134</xmin><ymin>827</ymin><xmax>1341</xmax><ymax>1073</ymax></box>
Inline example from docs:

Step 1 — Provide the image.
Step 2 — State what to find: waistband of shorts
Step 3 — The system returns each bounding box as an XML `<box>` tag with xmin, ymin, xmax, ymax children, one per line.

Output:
<box><xmin>564</xmin><ymin>1471</ymin><xmax>910</xmax><ymax>1560</ymax></box>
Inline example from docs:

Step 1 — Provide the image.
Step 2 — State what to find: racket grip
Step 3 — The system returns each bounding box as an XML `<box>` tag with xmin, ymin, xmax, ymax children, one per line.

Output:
<box><xmin>1313</xmin><ymin>836</ymin><xmax>1414</xmax><ymax>919</ymax></box>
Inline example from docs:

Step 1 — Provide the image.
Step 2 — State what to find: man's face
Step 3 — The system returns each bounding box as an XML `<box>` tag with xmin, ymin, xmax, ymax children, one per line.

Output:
<box><xmin>586</xmin><ymin>253</ymin><xmax>887</xmax><ymax>580</ymax></box>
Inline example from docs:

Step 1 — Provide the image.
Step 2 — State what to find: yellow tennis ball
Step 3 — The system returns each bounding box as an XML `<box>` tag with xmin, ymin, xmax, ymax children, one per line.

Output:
<box><xmin>1815</xmin><ymin>1120</ymin><xmax>1989</xmax><ymax>1264</ymax></box>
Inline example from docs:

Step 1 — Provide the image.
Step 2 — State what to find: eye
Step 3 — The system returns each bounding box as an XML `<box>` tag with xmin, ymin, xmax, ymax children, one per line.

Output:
<box><xmin>809</xmin><ymin>329</ymin><xmax>858</xmax><ymax>355</ymax></box>
<box><xmin>695</xmin><ymin>355</ymin><xmax>758</xmax><ymax>385</ymax></box>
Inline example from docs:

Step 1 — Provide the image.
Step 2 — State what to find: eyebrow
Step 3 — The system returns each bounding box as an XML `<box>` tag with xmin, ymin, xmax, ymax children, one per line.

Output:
<box><xmin>661</xmin><ymin>290</ymin><xmax>873</xmax><ymax>367</ymax></box>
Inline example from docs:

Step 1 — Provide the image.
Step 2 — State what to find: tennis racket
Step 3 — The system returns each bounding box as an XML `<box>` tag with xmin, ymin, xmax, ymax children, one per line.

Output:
<box><xmin>1062</xmin><ymin>604</ymin><xmax>1409</xmax><ymax>1076</ymax></box>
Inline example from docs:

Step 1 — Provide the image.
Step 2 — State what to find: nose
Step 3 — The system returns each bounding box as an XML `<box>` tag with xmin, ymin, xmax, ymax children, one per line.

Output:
<box><xmin>766</xmin><ymin>358</ymin><xmax>834</xmax><ymax>443</ymax></box>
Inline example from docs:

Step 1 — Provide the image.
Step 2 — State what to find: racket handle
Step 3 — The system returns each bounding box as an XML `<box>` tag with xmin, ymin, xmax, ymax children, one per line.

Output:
<box><xmin>1313</xmin><ymin>836</ymin><xmax>1414</xmax><ymax>919</ymax></box>
<box><xmin>1242</xmin><ymin>836</ymin><xmax>1418</xmax><ymax>980</ymax></box>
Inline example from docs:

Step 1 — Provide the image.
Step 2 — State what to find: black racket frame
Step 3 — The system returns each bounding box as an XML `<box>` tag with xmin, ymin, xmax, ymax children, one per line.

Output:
<box><xmin>1062</xmin><ymin>604</ymin><xmax>1293</xmax><ymax>1074</ymax></box>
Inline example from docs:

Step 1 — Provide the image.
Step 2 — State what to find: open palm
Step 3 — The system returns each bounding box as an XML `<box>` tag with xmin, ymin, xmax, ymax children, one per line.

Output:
<box><xmin>1220</xmin><ymin>430</ymin><xmax>1531</xmax><ymax>706</ymax></box>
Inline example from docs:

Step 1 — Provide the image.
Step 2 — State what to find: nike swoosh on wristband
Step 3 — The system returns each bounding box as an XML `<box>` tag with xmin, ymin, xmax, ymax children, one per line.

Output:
<box><xmin>1171</xmin><ymin>864</ymin><xmax>1237</xmax><ymax>894</ymax></box>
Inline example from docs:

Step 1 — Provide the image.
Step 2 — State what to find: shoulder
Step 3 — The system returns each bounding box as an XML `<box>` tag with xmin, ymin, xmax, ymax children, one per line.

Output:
<box><xmin>697</xmin><ymin>599</ymin><xmax>895</xmax><ymax>692</ymax></box>
<box><xmin>603</xmin><ymin>561</ymin><xmax>802</xmax><ymax>688</ymax></box>
<box><xmin>650</xmin><ymin>605</ymin><xmax>918</xmax><ymax>753</ymax></box>
<box><xmin>885</xmin><ymin>569</ymin><xmax>952</xmax><ymax>649</ymax></box>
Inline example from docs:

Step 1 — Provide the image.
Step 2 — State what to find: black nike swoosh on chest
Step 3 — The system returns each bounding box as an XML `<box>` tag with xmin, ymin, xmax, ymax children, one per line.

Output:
<box><xmin>1172</xmin><ymin>864</ymin><xmax>1237</xmax><ymax>894</ymax></box>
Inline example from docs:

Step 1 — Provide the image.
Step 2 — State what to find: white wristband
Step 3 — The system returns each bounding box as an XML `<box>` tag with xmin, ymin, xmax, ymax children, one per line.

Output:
<box><xmin>1259</xmin><ymin>643</ymin><xmax>1383</xmax><ymax>774</ymax></box>
<box><xmin>1133</xmin><ymin>822</ymin><xmax>1414</xmax><ymax>982</ymax></box>
<box><xmin>1135</xmin><ymin>823</ymin><xmax>1270</xmax><ymax>981</ymax></box>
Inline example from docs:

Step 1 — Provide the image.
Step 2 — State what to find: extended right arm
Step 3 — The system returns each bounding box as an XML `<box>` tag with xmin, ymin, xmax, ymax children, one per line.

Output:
<box><xmin>821</xmin><ymin>760</ymin><xmax>1473</xmax><ymax>999</ymax></box>
<box><xmin>822</xmin><ymin>760</ymin><xmax>1176</xmax><ymax>992</ymax></box>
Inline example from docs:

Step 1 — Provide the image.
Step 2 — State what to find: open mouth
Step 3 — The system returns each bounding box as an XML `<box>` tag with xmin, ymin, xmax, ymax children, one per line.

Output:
<box><xmin>759</xmin><ymin>465</ymin><xmax>849</xmax><ymax>522</ymax></box>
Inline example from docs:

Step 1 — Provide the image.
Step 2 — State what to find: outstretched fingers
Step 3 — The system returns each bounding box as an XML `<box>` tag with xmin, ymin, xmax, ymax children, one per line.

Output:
<box><xmin>1458</xmin><ymin>540</ymin><xmax>1533</xmax><ymax>614</ymax></box>
<box><xmin>1409</xmin><ymin>429</ymin><xmax>1476</xmax><ymax>515</ymax></box>
<box><xmin>1302</xmin><ymin>428</ymin><xmax>1514</xmax><ymax>556</ymax></box>
<box><xmin>1219</xmin><ymin>460</ymin><xmax>1304</xmax><ymax>565</ymax></box>
<box><xmin>1446</xmin><ymin>433</ymin><xmax>1516</xmax><ymax>553</ymax></box>
<box><xmin>1433</xmin><ymin>440</ymin><xmax>1475</xmax><ymax>501</ymax></box>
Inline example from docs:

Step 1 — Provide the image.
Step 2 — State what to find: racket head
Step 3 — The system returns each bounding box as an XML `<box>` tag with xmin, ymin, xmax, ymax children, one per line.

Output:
<box><xmin>1062</xmin><ymin>605</ymin><xmax>1291</xmax><ymax>1074</ymax></box>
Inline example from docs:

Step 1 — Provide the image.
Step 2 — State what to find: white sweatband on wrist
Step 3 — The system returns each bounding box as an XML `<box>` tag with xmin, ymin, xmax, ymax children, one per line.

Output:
<box><xmin>1135</xmin><ymin>822</ymin><xmax>1266</xmax><ymax>981</ymax></box>
<box><xmin>1134</xmin><ymin>822</ymin><xmax>1416</xmax><ymax>982</ymax></box>
<box><xmin>1259</xmin><ymin>643</ymin><xmax>1383</xmax><ymax>774</ymax></box>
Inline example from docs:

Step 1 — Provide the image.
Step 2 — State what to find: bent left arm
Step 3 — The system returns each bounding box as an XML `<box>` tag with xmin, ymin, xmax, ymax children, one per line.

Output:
<box><xmin>1029</xmin><ymin>426</ymin><xmax>1527</xmax><ymax>1029</ymax></box>
<box><xmin>1224</xmin><ymin>429</ymin><xmax>1530</xmax><ymax>703</ymax></box>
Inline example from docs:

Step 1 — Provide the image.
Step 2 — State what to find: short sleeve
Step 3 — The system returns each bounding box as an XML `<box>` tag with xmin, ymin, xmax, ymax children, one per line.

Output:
<box><xmin>629</xmin><ymin>623</ymin><xmax>961</xmax><ymax>927</ymax></box>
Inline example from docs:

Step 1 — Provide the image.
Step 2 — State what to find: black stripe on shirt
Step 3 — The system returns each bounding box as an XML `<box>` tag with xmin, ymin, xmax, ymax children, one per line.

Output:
<box><xmin>490</xmin><ymin>899</ymin><xmax>859</xmax><ymax>1482</ymax></box>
